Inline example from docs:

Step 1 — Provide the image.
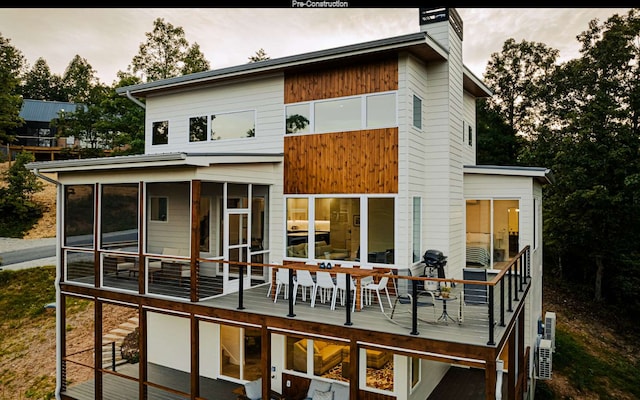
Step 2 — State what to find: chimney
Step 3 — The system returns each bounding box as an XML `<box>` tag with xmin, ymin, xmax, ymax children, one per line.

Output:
<box><xmin>419</xmin><ymin>8</ymin><xmax>463</xmax><ymax>50</ymax></box>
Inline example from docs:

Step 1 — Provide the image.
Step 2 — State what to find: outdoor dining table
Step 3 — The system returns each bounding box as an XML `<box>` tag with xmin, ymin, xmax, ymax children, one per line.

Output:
<box><xmin>271</xmin><ymin>263</ymin><xmax>392</xmax><ymax>311</ymax></box>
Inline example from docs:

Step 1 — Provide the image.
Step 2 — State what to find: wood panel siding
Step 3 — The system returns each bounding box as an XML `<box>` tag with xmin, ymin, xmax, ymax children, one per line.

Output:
<box><xmin>284</xmin><ymin>128</ymin><xmax>398</xmax><ymax>194</ymax></box>
<box><xmin>284</xmin><ymin>58</ymin><xmax>398</xmax><ymax>103</ymax></box>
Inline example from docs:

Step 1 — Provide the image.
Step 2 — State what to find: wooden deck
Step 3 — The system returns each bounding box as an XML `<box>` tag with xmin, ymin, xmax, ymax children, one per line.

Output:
<box><xmin>200</xmin><ymin>277</ymin><xmax>521</xmax><ymax>349</ymax></box>
<box><xmin>62</xmin><ymin>363</ymin><xmax>242</xmax><ymax>400</ymax></box>
<box><xmin>62</xmin><ymin>362</ymin><xmax>505</xmax><ymax>400</ymax></box>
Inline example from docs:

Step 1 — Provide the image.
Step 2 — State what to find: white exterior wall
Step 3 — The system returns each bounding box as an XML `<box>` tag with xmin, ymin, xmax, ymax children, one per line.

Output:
<box><xmin>462</xmin><ymin>91</ymin><xmax>477</xmax><ymax>165</ymax></box>
<box><xmin>144</xmin><ymin>75</ymin><xmax>284</xmax><ymax>155</ymax></box>
<box><xmin>464</xmin><ymin>173</ymin><xmax>544</xmax><ymax>374</ymax></box>
<box><xmin>147</xmin><ymin>312</ymin><xmax>191</xmax><ymax>373</ymax></box>
<box><xmin>420</xmin><ymin>19</ymin><xmax>466</xmax><ymax>280</ymax></box>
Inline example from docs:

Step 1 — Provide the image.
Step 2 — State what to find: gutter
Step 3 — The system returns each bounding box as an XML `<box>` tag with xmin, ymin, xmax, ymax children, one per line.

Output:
<box><xmin>32</xmin><ymin>168</ymin><xmax>60</xmax><ymax>186</ymax></box>
<box><xmin>32</xmin><ymin>169</ymin><xmax>63</xmax><ymax>400</ymax></box>
<box><xmin>125</xmin><ymin>90</ymin><xmax>146</xmax><ymax>109</ymax></box>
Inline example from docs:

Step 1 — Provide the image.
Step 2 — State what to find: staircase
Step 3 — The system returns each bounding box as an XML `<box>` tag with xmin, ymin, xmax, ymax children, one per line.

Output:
<box><xmin>102</xmin><ymin>316</ymin><xmax>139</xmax><ymax>370</ymax></box>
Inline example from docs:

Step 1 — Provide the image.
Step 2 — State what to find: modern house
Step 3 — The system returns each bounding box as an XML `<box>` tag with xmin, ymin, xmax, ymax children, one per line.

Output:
<box><xmin>27</xmin><ymin>8</ymin><xmax>554</xmax><ymax>400</ymax></box>
<box><xmin>6</xmin><ymin>99</ymin><xmax>82</xmax><ymax>161</ymax></box>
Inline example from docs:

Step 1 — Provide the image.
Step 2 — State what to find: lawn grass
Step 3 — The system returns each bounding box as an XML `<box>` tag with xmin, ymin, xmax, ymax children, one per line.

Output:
<box><xmin>553</xmin><ymin>326</ymin><xmax>640</xmax><ymax>399</ymax></box>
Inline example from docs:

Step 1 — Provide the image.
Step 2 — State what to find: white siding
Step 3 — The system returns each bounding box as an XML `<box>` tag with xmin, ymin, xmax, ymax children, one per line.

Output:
<box><xmin>464</xmin><ymin>173</ymin><xmax>543</xmax><ymax>370</ymax></box>
<box><xmin>144</xmin><ymin>75</ymin><xmax>284</xmax><ymax>155</ymax></box>
<box><xmin>147</xmin><ymin>312</ymin><xmax>191</xmax><ymax>373</ymax></box>
<box><xmin>462</xmin><ymin>91</ymin><xmax>477</xmax><ymax>165</ymax></box>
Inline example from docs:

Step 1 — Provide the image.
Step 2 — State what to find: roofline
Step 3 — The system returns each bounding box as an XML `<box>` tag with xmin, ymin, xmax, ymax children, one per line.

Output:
<box><xmin>116</xmin><ymin>32</ymin><xmax>451</xmax><ymax>97</ymax></box>
<box><xmin>464</xmin><ymin>165</ymin><xmax>554</xmax><ymax>185</ymax></box>
<box><xmin>26</xmin><ymin>152</ymin><xmax>284</xmax><ymax>173</ymax></box>
<box><xmin>463</xmin><ymin>65</ymin><xmax>492</xmax><ymax>97</ymax></box>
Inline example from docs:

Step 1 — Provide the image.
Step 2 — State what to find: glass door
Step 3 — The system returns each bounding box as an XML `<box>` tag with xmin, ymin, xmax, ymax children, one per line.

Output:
<box><xmin>224</xmin><ymin>210</ymin><xmax>249</xmax><ymax>293</ymax></box>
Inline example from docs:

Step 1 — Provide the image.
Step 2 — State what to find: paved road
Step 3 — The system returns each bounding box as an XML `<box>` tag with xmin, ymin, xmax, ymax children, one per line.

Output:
<box><xmin>0</xmin><ymin>237</ymin><xmax>57</xmax><ymax>270</ymax></box>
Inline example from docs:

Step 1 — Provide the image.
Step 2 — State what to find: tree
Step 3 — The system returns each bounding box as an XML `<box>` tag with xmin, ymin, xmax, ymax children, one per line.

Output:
<box><xmin>476</xmin><ymin>99</ymin><xmax>522</xmax><ymax>165</ymax></box>
<box><xmin>20</xmin><ymin>57</ymin><xmax>66</xmax><ymax>101</ymax></box>
<box><xmin>96</xmin><ymin>72</ymin><xmax>145</xmax><ymax>155</ymax></box>
<box><xmin>0</xmin><ymin>151</ymin><xmax>43</xmax><ymax>237</ymax></box>
<box><xmin>181</xmin><ymin>43</ymin><xmax>210</xmax><ymax>76</ymax></box>
<box><xmin>0</xmin><ymin>33</ymin><xmax>25</xmax><ymax>144</ymax></box>
<box><xmin>482</xmin><ymin>38</ymin><xmax>559</xmax><ymax>163</ymax></box>
<box><xmin>62</xmin><ymin>55</ymin><xmax>100</xmax><ymax>103</ymax></box>
<box><xmin>521</xmin><ymin>9</ymin><xmax>640</xmax><ymax>310</ymax></box>
<box><xmin>131</xmin><ymin>18</ymin><xmax>210</xmax><ymax>82</ymax></box>
<box><xmin>248</xmin><ymin>48</ymin><xmax>270</xmax><ymax>63</ymax></box>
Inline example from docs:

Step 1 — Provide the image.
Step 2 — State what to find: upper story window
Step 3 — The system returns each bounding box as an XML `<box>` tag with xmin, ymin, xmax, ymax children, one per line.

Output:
<box><xmin>412</xmin><ymin>95</ymin><xmax>422</xmax><ymax>129</ymax></box>
<box><xmin>285</xmin><ymin>91</ymin><xmax>397</xmax><ymax>135</ymax></box>
<box><xmin>189</xmin><ymin>116</ymin><xmax>207</xmax><ymax>142</ymax></box>
<box><xmin>188</xmin><ymin>110</ymin><xmax>256</xmax><ymax>142</ymax></box>
<box><xmin>212</xmin><ymin>110</ymin><xmax>255</xmax><ymax>140</ymax></box>
<box><xmin>152</xmin><ymin>120</ymin><xmax>169</xmax><ymax>145</ymax></box>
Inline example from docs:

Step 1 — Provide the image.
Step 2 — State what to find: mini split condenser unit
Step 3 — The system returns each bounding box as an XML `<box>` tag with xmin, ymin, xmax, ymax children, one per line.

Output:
<box><xmin>544</xmin><ymin>311</ymin><xmax>557</xmax><ymax>352</ymax></box>
<box><xmin>537</xmin><ymin>339</ymin><xmax>553</xmax><ymax>380</ymax></box>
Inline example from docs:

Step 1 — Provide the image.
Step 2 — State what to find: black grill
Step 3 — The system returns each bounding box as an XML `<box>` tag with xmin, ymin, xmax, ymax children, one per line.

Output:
<box><xmin>422</xmin><ymin>249</ymin><xmax>447</xmax><ymax>279</ymax></box>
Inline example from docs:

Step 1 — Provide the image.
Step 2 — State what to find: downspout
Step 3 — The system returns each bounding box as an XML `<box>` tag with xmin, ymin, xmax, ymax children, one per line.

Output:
<box><xmin>125</xmin><ymin>90</ymin><xmax>146</xmax><ymax>109</ymax></box>
<box><xmin>32</xmin><ymin>169</ymin><xmax>63</xmax><ymax>400</ymax></box>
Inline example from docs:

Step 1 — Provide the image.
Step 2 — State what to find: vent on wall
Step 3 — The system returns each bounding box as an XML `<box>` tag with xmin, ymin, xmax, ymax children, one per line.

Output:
<box><xmin>544</xmin><ymin>311</ymin><xmax>556</xmax><ymax>352</ymax></box>
<box><xmin>537</xmin><ymin>339</ymin><xmax>553</xmax><ymax>380</ymax></box>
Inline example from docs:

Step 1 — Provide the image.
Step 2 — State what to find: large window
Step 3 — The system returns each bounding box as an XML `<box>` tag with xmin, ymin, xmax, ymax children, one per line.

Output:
<box><xmin>465</xmin><ymin>199</ymin><xmax>519</xmax><ymax>268</ymax></box>
<box><xmin>100</xmin><ymin>184</ymin><xmax>139</xmax><ymax>251</ymax></box>
<box><xmin>285</xmin><ymin>92</ymin><xmax>397</xmax><ymax>135</ymax></box>
<box><xmin>64</xmin><ymin>184</ymin><xmax>95</xmax><ymax>248</ymax></box>
<box><xmin>286</xmin><ymin>196</ymin><xmax>395</xmax><ymax>265</ymax></box>
<box><xmin>211</xmin><ymin>110</ymin><xmax>255</xmax><ymax>140</ymax></box>
<box><xmin>368</xmin><ymin>198</ymin><xmax>394</xmax><ymax>264</ymax></box>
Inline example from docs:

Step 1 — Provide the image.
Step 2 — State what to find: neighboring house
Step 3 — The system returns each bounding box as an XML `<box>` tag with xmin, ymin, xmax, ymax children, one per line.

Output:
<box><xmin>27</xmin><ymin>8</ymin><xmax>554</xmax><ymax>400</ymax></box>
<box><xmin>6</xmin><ymin>99</ymin><xmax>81</xmax><ymax>161</ymax></box>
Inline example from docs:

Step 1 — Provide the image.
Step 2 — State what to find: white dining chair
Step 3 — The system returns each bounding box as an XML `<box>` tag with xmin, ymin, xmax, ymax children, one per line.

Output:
<box><xmin>293</xmin><ymin>269</ymin><xmax>316</xmax><ymax>305</ymax></box>
<box><xmin>312</xmin><ymin>271</ymin><xmax>336</xmax><ymax>308</ymax></box>
<box><xmin>359</xmin><ymin>265</ymin><xmax>375</xmax><ymax>307</ymax></box>
<box><xmin>274</xmin><ymin>268</ymin><xmax>295</xmax><ymax>303</ymax></box>
<box><xmin>364</xmin><ymin>273</ymin><xmax>393</xmax><ymax>312</ymax></box>
<box><xmin>332</xmin><ymin>272</ymin><xmax>356</xmax><ymax>311</ymax></box>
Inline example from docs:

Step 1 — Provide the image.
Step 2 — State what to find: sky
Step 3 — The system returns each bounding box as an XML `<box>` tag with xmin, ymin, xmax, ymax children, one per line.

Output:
<box><xmin>0</xmin><ymin>8</ymin><xmax>633</xmax><ymax>85</ymax></box>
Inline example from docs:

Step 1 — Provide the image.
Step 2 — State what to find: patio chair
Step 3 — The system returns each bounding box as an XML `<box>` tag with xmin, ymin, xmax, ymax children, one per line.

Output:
<box><xmin>386</xmin><ymin>264</ymin><xmax>437</xmax><ymax>324</ymax></box>
<box><xmin>311</xmin><ymin>271</ymin><xmax>336</xmax><ymax>308</ymax></box>
<box><xmin>332</xmin><ymin>272</ymin><xmax>356</xmax><ymax>311</ymax></box>
<box><xmin>364</xmin><ymin>272</ymin><xmax>393</xmax><ymax>312</ymax></box>
<box><xmin>273</xmin><ymin>268</ymin><xmax>295</xmax><ymax>303</ymax></box>
<box><xmin>293</xmin><ymin>269</ymin><xmax>316</xmax><ymax>305</ymax></box>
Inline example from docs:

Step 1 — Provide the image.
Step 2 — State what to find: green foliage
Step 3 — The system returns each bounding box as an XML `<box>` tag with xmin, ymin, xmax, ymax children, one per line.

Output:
<box><xmin>20</xmin><ymin>57</ymin><xmax>67</xmax><ymax>101</ymax></box>
<box><xmin>131</xmin><ymin>18</ymin><xmax>210</xmax><ymax>82</ymax></box>
<box><xmin>0</xmin><ymin>266</ymin><xmax>55</xmax><ymax>321</ymax></box>
<box><xmin>476</xmin><ymin>99</ymin><xmax>523</xmax><ymax>166</ymax></box>
<box><xmin>0</xmin><ymin>152</ymin><xmax>44</xmax><ymax>237</ymax></box>
<box><xmin>248</xmin><ymin>48</ymin><xmax>270</xmax><ymax>63</ymax></box>
<box><xmin>553</xmin><ymin>326</ymin><xmax>640</xmax><ymax>398</ymax></box>
<box><xmin>0</xmin><ymin>33</ymin><xmax>26</xmax><ymax>144</ymax></box>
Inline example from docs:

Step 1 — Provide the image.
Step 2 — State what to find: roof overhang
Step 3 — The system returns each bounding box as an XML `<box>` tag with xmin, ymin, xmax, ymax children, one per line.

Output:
<box><xmin>116</xmin><ymin>32</ymin><xmax>450</xmax><ymax>98</ymax></box>
<box><xmin>463</xmin><ymin>66</ymin><xmax>492</xmax><ymax>98</ymax></box>
<box><xmin>26</xmin><ymin>152</ymin><xmax>283</xmax><ymax>174</ymax></box>
<box><xmin>464</xmin><ymin>165</ymin><xmax>554</xmax><ymax>185</ymax></box>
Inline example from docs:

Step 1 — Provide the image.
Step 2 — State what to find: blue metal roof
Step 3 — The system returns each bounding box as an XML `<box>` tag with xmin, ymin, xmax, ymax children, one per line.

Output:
<box><xmin>19</xmin><ymin>99</ymin><xmax>83</xmax><ymax>122</ymax></box>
